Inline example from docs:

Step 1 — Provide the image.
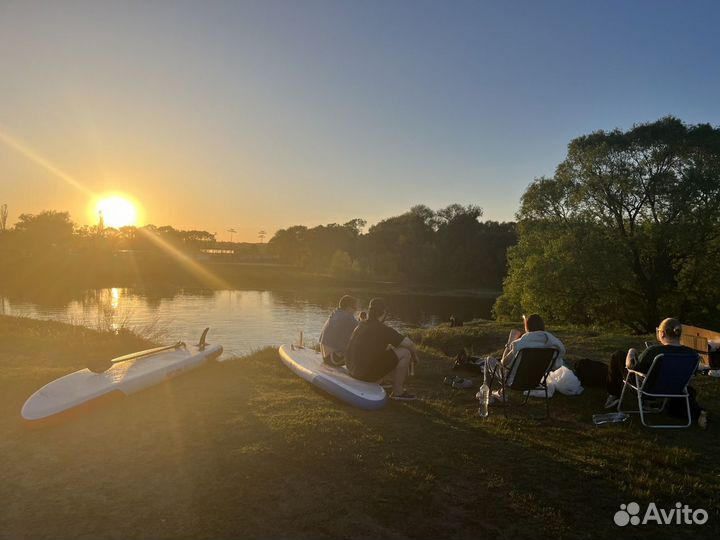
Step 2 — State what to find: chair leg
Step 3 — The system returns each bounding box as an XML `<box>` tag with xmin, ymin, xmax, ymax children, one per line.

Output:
<box><xmin>684</xmin><ymin>395</ymin><xmax>692</xmax><ymax>428</ymax></box>
<box><xmin>617</xmin><ymin>371</ymin><xmax>632</xmax><ymax>412</ymax></box>
<box><xmin>501</xmin><ymin>375</ymin><xmax>508</xmax><ymax>418</ymax></box>
<box><xmin>636</xmin><ymin>381</ymin><xmax>648</xmax><ymax>427</ymax></box>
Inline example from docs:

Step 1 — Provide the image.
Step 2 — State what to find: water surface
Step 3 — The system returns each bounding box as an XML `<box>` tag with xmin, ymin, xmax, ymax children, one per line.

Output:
<box><xmin>0</xmin><ymin>288</ymin><xmax>494</xmax><ymax>357</ymax></box>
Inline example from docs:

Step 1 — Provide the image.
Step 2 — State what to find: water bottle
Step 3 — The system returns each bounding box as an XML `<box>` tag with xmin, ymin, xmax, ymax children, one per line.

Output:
<box><xmin>478</xmin><ymin>360</ymin><xmax>490</xmax><ymax>417</ymax></box>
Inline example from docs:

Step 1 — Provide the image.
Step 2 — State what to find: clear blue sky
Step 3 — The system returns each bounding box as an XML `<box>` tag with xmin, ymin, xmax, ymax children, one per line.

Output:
<box><xmin>1</xmin><ymin>0</ymin><xmax>718</xmax><ymax>240</ymax></box>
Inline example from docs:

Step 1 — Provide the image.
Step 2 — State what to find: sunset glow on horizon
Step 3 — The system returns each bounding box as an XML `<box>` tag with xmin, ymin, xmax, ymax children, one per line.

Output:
<box><xmin>1</xmin><ymin>1</ymin><xmax>719</xmax><ymax>242</ymax></box>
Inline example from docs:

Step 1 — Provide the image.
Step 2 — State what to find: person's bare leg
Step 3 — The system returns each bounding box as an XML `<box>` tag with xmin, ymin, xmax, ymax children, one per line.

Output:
<box><xmin>392</xmin><ymin>348</ymin><xmax>411</xmax><ymax>395</ymax></box>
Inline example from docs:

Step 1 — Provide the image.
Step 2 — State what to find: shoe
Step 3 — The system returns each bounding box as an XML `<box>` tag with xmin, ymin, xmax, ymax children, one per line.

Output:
<box><xmin>604</xmin><ymin>395</ymin><xmax>620</xmax><ymax>409</ymax></box>
<box><xmin>452</xmin><ymin>378</ymin><xmax>474</xmax><ymax>389</ymax></box>
<box><xmin>491</xmin><ymin>389</ymin><xmax>506</xmax><ymax>402</ymax></box>
<box><xmin>391</xmin><ymin>391</ymin><xmax>417</xmax><ymax>401</ymax></box>
<box><xmin>698</xmin><ymin>410</ymin><xmax>708</xmax><ymax>430</ymax></box>
<box><xmin>443</xmin><ymin>375</ymin><xmax>462</xmax><ymax>386</ymax></box>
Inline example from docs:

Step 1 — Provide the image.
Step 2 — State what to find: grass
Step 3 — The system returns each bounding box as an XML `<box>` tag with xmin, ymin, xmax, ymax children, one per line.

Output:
<box><xmin>1</xmin><ymin>315</ymin><xmax>719</xmax><ymax>539</ymax></box>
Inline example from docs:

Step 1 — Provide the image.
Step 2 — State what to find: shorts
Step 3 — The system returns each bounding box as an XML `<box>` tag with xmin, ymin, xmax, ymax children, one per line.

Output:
<box><xmin>349</xmin><ymin>349</ymin><xmax>399</xmax><ymax>382</ymax></box>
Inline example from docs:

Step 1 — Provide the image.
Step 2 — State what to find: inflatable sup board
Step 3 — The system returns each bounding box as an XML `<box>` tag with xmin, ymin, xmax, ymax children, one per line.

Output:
<box><xmin>278</xmin><ymin>344</ymin><xmax>387</xmax><ymax>410</ymax></box>
<box><xmin>22</xmin><ymin>329</ymin><xmax>223</xmax><ymax>423</ymax></box>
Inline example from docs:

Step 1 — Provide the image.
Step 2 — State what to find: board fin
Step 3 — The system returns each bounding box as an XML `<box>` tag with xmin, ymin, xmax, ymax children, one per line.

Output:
<box><xmin>197</xmin><ymin>327</ymin><xmax>210</xmax><ymax>350</ymax></box>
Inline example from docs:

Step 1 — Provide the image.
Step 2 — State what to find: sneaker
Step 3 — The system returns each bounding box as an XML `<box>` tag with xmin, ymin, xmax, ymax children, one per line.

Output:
<box><xmin>452</xmin><ymin>378</ymin><xmax>474</xmax><ymax>389</ymax></box>
<box><xmin>604</xmin><ymin>395</ymin><xmax>620</xmax><ymax>409</ymax></box>
<box><xmin>698</xmin><ymin>410</ymin><xmax>708</xmax><ymax>430</ymax></box>
<box><xmin>491</xmin><ymin>389</ymin><xmax>506</xmax><ymax>402</ymax></box>
<box><xmin>391</xmin><ymin>391</ymin><xmax>417</xmax><ymax>401</ymax></box>
<box><xmin>443</xmin><ymin>375</ymin><xmax>462</xmax><ymax>386</ymax></box>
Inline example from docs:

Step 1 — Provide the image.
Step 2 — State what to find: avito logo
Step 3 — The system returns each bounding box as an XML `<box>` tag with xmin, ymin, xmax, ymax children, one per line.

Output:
<box><xmin>614</xmin><ymin>502</ymin><xmax>708</xmax><ymax>526</ymax></box>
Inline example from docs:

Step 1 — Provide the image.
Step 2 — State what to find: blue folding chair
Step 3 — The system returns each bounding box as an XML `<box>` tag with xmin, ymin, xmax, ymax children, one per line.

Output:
<box><xmin>617</xmin><ymin>352</ymin><xmax>700</xmax><ymax>428</ymax></box>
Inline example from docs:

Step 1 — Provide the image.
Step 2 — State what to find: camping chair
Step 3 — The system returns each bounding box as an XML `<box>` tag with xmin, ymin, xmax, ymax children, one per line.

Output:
<box><xmin>617</xmin><ymin>352</ymin><xmax>700</xmax><ymax>428</ymax></box>
<box><xmin>493</xmin><ymin>348</ymin><xmax>559</xmax><ymax>418</ymax></box>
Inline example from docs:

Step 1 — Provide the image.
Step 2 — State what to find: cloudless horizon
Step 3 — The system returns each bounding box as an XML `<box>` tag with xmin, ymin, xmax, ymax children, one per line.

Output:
<box><xmin>1</xmin><ymin>0</ymin><xmax>719</xmax><ymax>241</ymax></box>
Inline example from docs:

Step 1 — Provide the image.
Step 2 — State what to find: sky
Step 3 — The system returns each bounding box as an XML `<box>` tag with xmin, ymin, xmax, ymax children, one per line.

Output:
<box><xmin>1</xmin><ymin>0</ymin><xmax>719</xmax><ymax>242</ymax></box>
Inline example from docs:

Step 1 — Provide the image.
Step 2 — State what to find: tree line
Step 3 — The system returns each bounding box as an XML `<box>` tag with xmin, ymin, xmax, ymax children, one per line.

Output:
<box><xmin>267</xmin><ymin>204</ymin><xmax>517</xmax><ymax>290</ymax></box>
<box><xmin>0</xmin><ymin>211</ymin><xmax>264</xmax><ymax>258</ymax></box>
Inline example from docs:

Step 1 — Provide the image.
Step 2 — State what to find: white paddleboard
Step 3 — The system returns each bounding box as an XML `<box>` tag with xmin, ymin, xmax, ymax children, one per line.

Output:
<box><xmin>22</xmin><ymin>341</ymin><xmax>223</xmax><ymax>423</ymax></box>
<box><xmin>278</xmin><ymin>344</ymin><xmax>387</xmax><ymax>410</ymax></box>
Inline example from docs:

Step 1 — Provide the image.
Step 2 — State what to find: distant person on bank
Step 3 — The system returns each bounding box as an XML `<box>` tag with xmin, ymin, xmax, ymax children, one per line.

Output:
<box><xmin>346</xmin><ymin>298</ymin><xmax>418</xmax><ymax>401</ymax></box>
<box><xmin>319</xmin><ymin>295</ymin><xmax>360</xmax><ymax>367</ymax></box>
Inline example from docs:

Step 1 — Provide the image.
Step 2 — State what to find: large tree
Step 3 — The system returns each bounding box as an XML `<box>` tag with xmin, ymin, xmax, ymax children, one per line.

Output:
<box><xmin>495</xmin><ymin>117</ymin><xmax>720</xmax><ymax>332</ymax></box>
<box><xmin>13</xmin><ymin>210</ymin><xmax>75</xmax><ymax>252</ymax></box>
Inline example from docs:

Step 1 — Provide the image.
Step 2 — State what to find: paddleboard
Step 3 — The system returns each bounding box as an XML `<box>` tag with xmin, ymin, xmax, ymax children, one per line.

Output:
<box><xmin>278</xmin><ymin>344</ymin><xmax>387</xmax><ymax>410</ymax></box>
<box><xmin>22</xmin><ymin>338</ymin><xmax>223</xmax><ymax>423</ymax></box>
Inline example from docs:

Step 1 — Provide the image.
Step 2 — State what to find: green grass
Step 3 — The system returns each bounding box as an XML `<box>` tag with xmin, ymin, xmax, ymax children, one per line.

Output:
<box><xmin>1</xmin><ymin>315</ymin><xmax>719</xmax><ymax>539</ymax></box>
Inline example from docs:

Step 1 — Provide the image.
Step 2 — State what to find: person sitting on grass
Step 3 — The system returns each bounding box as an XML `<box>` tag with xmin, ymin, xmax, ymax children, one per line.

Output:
<box><xmin>345</xmin><ymin>298</ymin><xmax>419</xmax><ymax>401</ymax></box>
<box><xmin>488</xmin><ymin>314</ymin><xmax>566</xmax><ymax>400</ymax></box>
<box><xmin>319</xmin><ymin>295</ymin><xmax>359</xmax><ymax>367</ymax></box>
<box><xmin>605</xmin><ymin>317</ymin><xmax>707</xmax><ymax>428</ymax></box>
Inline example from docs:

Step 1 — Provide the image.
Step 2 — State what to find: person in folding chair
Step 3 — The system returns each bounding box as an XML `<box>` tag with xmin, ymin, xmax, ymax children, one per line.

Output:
<box><xmin>605</xmin><ymin>317</ymin><xmax>707</xmax><ymax>428</ymax></box>
<box><xmin>488</xmin><ymin>314</ymin><xmax>566</xmax><ymax>405</ymax></box>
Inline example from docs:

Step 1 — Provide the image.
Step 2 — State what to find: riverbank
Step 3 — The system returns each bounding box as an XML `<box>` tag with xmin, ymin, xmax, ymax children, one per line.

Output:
<box><xmin>2</xmin><ymin>315</ymin><xmax>719</xmax><ymax>539</ymax></box>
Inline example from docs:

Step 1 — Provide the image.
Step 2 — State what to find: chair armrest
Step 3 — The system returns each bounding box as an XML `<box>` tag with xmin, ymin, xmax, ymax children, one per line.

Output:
<box><xmin>626</xmin><ymin>369</ymin><xmax>646</xmax><ymax>378</ymax></box>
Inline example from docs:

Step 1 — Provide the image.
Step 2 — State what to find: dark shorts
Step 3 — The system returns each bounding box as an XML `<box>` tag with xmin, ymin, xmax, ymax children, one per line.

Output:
<box><xmin>349</xmin><ymin>349</ymin><xmax>399</xmax><ymax>382</ymax></box>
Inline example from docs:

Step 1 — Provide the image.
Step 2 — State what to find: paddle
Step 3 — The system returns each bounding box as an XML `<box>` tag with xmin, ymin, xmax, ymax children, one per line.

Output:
<box><xmin>87</xmin><ymin>341</ymin><xmax>186</xmax><ymax>374</ymax></box>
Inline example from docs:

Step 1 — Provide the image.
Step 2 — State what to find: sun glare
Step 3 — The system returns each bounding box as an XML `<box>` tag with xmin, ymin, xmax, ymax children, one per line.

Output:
<box><xmin>95</xmin><ymin>196</ymin><xmax>139</xmax><ymax>228</ymax></box>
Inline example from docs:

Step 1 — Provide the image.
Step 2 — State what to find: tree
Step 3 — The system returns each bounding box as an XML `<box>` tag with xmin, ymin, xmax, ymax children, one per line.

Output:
<box><xmin>330</xmin><ymin>250</ymin><xmax>354</xmax><ymax>277</ymax></box>
<box><xmin>267</xmin><ymin>225</ymin><xmax>310</xmax><ymax>266</ymax></box>
<box><xmin>14</xmin><ymin>210</ymin><xmax>75</xmax><ymax>252</ymax></box>
<box><xmin>495</xmin><ymin>117</ymin><xmax>720</xmax><ymax>331</ymax></box>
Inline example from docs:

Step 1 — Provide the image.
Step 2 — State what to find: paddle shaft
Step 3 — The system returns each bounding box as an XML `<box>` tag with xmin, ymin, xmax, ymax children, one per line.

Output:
<box><xmin>88</xmin><ymin>342</ymin><xmax>185</xmax><ymax>373</ymax></box>
<box><xmin>111</xmin><ymin>342</ymin><xmax>185</xmax><ymax>364</ymax></box>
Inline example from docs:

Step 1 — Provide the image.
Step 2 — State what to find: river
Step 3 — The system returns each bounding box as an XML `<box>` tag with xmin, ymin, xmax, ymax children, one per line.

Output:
<box><xmin>0</xmin><ymin>288</ymin><xmax>495</xmax><ymax>357</ymax></box>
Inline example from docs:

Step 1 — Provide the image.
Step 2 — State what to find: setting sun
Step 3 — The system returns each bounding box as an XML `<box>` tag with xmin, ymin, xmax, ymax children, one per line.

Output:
<box><xmin>95</xmin><ymin>196</ymin><xmax>139</xmax><ymax>228</ymax></box>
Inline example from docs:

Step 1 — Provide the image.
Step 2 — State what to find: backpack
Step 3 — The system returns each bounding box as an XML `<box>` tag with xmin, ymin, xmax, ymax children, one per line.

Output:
<box><xmin>574</xmin><ymin>358</ymin><xmax>608</xmax><ymax>387</ymax></box>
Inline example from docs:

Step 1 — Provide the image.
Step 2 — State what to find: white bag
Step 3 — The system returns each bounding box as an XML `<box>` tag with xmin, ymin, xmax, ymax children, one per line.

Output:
<box><xmin>547</xmin><ymin>366</ymin><xmax>584</xmax><ymax>395</ymax></box>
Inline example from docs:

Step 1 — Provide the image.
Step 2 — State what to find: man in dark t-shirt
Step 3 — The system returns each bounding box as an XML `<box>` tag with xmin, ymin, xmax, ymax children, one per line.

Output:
<box><xmin>604</xmin><ymin>318</ymin><xmax>706</xmax><ymax>427</ymax></box>
<box><xmin>346</xmin><ymin>298</ymin><xmax>418</xmax><ymax>401</ymax></box>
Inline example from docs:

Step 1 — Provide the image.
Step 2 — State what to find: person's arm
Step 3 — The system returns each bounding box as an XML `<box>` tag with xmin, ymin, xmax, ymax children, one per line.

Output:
<box><xmin>548</xmin><ymin>333</ymin><xmax>566</xmax><ymax>359</ymax></box>
<box><xmin>501</xmin><ymin>340</ymin><xmax>518</xmax><ymax>367</ymax></box>
<box><xmin>635</xmin><ymin>346</ymin><xmax>660</xmax><ymax>373</ymax></box>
